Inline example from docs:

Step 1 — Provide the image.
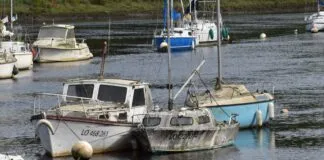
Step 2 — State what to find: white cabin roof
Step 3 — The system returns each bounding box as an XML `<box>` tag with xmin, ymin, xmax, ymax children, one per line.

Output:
<box><xmin>41</xmin><ymin>24</ymin><xmax>75</xmax><ymax>29</ymax></box>
<box><xmin>66</xmin><ymin>78</ymin><xmax>148</xmax><ymax>86</ymax></box>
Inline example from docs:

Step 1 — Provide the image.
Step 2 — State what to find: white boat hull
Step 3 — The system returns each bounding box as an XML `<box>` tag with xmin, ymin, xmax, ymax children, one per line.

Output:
<box><xmin>14</xmin><ymin>52</ymin><xmax>33</xmax><ymax>70</ymax></box>
<box><xmin>193</xmin><ymin>21</ymin><xmax>218</xmax><ymax>44</ymax></box>
<box><xmin>0</xmin><ymin>61</ymin><xmax>15</xmax><ymax>79</ymax></box>
<box><xmin>35</xmin><ymin>117</ymin><xmax>136</xmax><ymax>157</ymax></box>
<box><xmin>305</xmin><ymin>12</ymin><xmax>324</xmax><ymax>32</ymax></box>
<box><xmin>34</xmin><ymin>47</ymin><xmax>93</xmax><ymax>63</ymax></box>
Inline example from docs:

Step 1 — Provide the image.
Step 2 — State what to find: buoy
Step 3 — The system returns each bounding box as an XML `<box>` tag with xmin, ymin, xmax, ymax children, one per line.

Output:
<box><xmin>71</xmin><ymin>141</ymin><xmax>93</xmax><ymax>160</ymax></box>
<box><xmin>311</xmin><ymin>27</ymin><xmax>318</xmax><ymax>33</ymax></box>
<box><xmin>294</xmin><ymin>29</ymin><xmax>298</xmax><ymax>35</ymax></box>
<box><xmin>268</xmin><ymin>102</ymin><xmax>275</xmax><ymax>120</ymax></box>
<box><xmin>159</xmin><ymin>41</ymin><xmax>168</xmax><ymax>49</ymax></box>
<box><xmin>256</xmin><ymin>110</ymin><xmax>263</xmax><ymax>128</ymax></box>
<box><xmin>259</xmin><ymin>33</ymin><xmax>266</xmax><ymax>39</ymax></box>
<box><xmin>280</xmin><ymin>108</ymin><xmax>289</xmax><ymax>114</ymax></box>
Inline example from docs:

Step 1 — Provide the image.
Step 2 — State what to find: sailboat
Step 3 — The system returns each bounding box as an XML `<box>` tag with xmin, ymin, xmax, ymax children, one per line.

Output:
<box><xmin>0</xmin><ymin>0</ymin><xmax>33</xmax><ymax>70</ymax></box>
<box><xmin>153</xmin><ymin>0</ymin><xmax>196</xmax><ymax>52</ymax></box>
<box><xmin>184</xmin><ymin>0</ymin><xmax>230</xmax><ymax>44</ymax></box>
<box><xmin>185</xmin><ymin>0</ymin><xmax>275</xmax><ymax>129</ymax></box>
<box><xmin>134</xmin><ymin>0</ymin><xmax>239</xmax><ymax>152</ymax></box>
<box><xmin>305</xmin><ymin>0</ymin><xmax>324</xmax><ymax>33</ymax></box>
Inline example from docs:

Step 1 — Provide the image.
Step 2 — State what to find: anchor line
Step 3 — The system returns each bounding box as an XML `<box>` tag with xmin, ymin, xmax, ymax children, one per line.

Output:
<box><xmin>88</xmin><ymin>130</ymin><xmax>131</xmax><ymax>144</ymax></box>
<box><xmin>53</xmin><ymin>118</ymin><xmax>61</xmax><ymax>134</ymax></box>
<box><xmin>63</xmin><ymin>120</ymin><xmax>82</xmax><ymax>140</ymax></box>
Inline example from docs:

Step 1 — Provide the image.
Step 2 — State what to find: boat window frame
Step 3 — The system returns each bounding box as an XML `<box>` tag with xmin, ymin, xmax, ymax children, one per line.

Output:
<box><xmin>197</xmin><ymin>115</ymin><xmax>210</xmax><ymax>124</ymax></box>
<box><xmin>97</xmin><ymin>84</ymin><xmax>128</xmax><ymax>104</ymax></box>
<box><xmin>170</xmin><ymin>116</ymin><xmax>193</xmax><ymax>126</ymax></box>
<box><xmin>66</xmin><ymin>84</ymin><xmax>95</xmax><ymax>100</ymax></box>
<box><xmin>142</xmin><ymin>117</ymin><xmax>161</xmax><ymax>127</ymax></box>
<box><xmin>132</xmin><ymin>88</ymin><xmax>146</xmax><ymax>107</ymax></box>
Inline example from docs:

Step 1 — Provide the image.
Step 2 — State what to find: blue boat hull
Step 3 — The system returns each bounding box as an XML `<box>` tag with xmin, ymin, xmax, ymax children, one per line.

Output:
<box><xmin>154</xmin><ymin>36</ymin><xmax>195</xmax><ymax>52</ymax></box>
<box><xmin>207</xmin><ymin>100</ymin><xmax>274</xmax><ymax>128</ymax></box>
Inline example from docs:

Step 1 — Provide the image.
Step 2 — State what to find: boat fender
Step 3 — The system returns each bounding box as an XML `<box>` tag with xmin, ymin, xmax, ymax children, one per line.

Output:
<box><xmin>268</xmin><ymin>102</ymin><xmax>275</xmax><ymax>120</ymax></box>
<box><xmin>36</xmin><ymin>119</ymin><xmax>54</xmax><ymax>135</ymax></box>
<box><xmin>71</xmin><ymin>141</ymin><xmax>93</xmax><ymax>160</ymax></box>
<box><xmin>160</xmin><ymin>41</ymin><xmax>168</xmax><ymax>49</ymax></box>
<box><xmin>256</xmin><ymin>110</ymin><xmax>263</xmax><ymax>128</ymax></box>
<box><xmin>191</xmin><ymin>40</ymin><xmax>195</xmax><ymax>49</ymax></box>
<box><xmin>208</xmin><ymin>29</ymin><xmax>214</xmax><ymax>40</ymax></box>
<box><xmin>12</xmin><ymin>65</ymin><xmax>19</xmax><ymax>75</ymax></box>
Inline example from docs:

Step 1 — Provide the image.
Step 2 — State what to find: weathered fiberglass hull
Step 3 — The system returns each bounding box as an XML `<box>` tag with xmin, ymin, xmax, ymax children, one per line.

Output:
<box><xmin>34</xmin><ymin>116</ymin><xmax>137</xmax><ymax>157</ymax></box>
<box><xmin>33</xmin><ymin>47</ymin><xmax>93</xmax><ymax>63</ymax></box>
<box><xmin>135</xmin><ymin>124</ymin><xmax>239</xmax><ymax>152</ymax></box>
<box><xmin>207</xmin><ymin>100</ymin><xmax>274</xmax><ymax>128</ymax></box>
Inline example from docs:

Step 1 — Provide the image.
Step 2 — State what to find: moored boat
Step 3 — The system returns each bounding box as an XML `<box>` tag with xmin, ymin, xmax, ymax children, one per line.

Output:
<box><xmin>135</xmin><ymin>1</ymin><xmax>239</xmax><ymax>152</ymax></box>
<box><xmin>185</xmin><ymin>0</ymin><xmax>275</xmax><ymax>128</ymax></box>
<box><xmin>153</xmin><ymin>0</ymin><xmax>196</xmax><ymax>52</ymax></box>
<box><xmin>305</xmin><ymin>0</ymin><xmax>324</xmax><ymax>32</ymax></box>
<box><xmin>184</xmin><ymin>0</ymin><xmax>230</xmax><ymax>45</ymax></box>
<box><xmin>0</xmin><ymin>0</ymin><xmax>33</xmax><ymax>70</ymax></box>
<box><xmin>0</xmin><ymin>52</ymin><xmax>17</xmax><ymax>79</ymax></box>
<box><xmin>30</xmin><ymin>78</ymin><xmax>154</xmax><ymax>157</ymax></box>
<box><xmin>32</xmin><ymin>24</ymin><xmax>93</xmax><ymax>62</ymax></box>
<box><xmin>135</xmin><ymin>107</ymin><xmax>239</xmax><ymax>152</ymax></box>
<box><xmin>0</xmin><ymin>41</ymin><xmax>33</xmax><ymax>70</ymax></box>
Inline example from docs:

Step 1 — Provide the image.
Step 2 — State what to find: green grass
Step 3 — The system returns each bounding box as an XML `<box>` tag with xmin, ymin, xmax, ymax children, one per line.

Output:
<box><xmin>0</xmin><ymin>0</ymin><xmax>318</xmax><ymax>16</ymax></box>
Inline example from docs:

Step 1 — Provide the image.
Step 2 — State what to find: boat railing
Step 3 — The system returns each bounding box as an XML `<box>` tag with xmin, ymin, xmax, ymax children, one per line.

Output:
<box><xmin>33</xmin><ymin>93</ymin><xmax>127</xmax><ymax>117</ymax></box>
<box><xmin>247</xmin><ymin>82</ymin><xmax>275</xmax><ymax>96</ymax></box>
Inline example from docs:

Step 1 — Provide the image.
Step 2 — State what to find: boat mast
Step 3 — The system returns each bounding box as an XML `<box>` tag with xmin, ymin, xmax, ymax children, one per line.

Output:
<box><xmin>167</xmin><ymin>0</ymin><xmax>173</xmax><ymax>110</ymax></box>
<box><xmin>10</xmin><ymin>0</ymin><xmax>13</xmax><ymax>31</ymax></box>
<box><xmin>215</xmin><ymin>0</ymin><xmax>222</xmax><ymax>90</ymax></box>
<box><xmin>170</xmin><ymin>0</ymin><xmax>174</xmax><ymax>33</ymax></box>
<box><xmin>99</xmin><ymin>19</ymin><xmax>110</xmax><ymax>80</ymax></box>
<box><xmin>318</xmin><ymin>0</ymin><xmax>321</xmax><ymax>13</ymax></box>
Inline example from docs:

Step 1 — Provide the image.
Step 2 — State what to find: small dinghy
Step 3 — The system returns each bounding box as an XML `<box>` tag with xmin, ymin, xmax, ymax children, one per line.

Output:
<box><xmin>134</xmin><ymin>107</ymin><xmax>239</xmax><ymax>152</ymax></box>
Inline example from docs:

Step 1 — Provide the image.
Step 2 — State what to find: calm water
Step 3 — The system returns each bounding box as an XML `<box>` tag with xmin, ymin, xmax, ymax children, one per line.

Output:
<box><xmin>0</xmin><ymin>13</ymin><xmax>323</xmax><ymax>159</ymax></box>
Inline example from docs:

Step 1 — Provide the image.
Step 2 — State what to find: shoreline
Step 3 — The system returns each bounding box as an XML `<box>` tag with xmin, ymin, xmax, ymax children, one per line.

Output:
<box><xmin>2</xmin><ymin>1</ymin><xmax>317</xmax><ymax>23</ymax></box>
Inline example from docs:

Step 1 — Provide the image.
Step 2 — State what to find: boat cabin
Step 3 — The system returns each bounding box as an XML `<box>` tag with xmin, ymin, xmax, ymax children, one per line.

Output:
<box><xmin>40</xmin><ymin>79</ymin><xmax>153</xmax><ymax>123</ymax></box>
<box><xmin>0</xmin><ymin>41</ymin><xmax>29</xmax><ymax>54</ymax></box>
<box><xmin>142</xmin><ymin>108</ymin><xmax>218</xmax><ymax>129</ymax></box>
<box><xmin>37</xmin><ymin>24</ymin><xmax>75</xmax><ymax>41</ymax></box>
<box><xmin>33</xmin><ymin>24</ymin><xmax>78</xmax><ymax>48</ymax></box>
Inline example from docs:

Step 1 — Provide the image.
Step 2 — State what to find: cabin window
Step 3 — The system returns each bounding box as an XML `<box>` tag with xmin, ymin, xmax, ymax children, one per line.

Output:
<box><xmin>170</xmin><ymin>117</ymin><xmax>193</xmax><ymax>126</ymax></box>
<box><xmin>67</xmin><ymin>84</ymin><xmax>94</xmax><ymax>100</ymax></box>
<box><xmin>188</xmin><ymin>32</ymin><xmax>192</xmax><ymax>36</ymax></box>
<box><xmin>66</xmin><ymin>29</ymin><xmax>75</xmax><ymax>39</ymax></box>
<box><xmin>38</xmin><ymin>27</ymin><xmax>67</xmax><ymax>39</ymax></box>
<box><xmin>97</xmin><ymin>85</ymin><xmax>127</xmax><ymax>103</ymax></box>
<box><xmin>20</xmin><ymin>47</ymin><xmax>25</xmax><ymax>52</ymax></box>
<box><xmin>132</xmin><ymin>88</ymin><xmax>145</xmax><ymax>106</ymax></box>
<box><xmin>143</xmin><ymin>117</ymin><xmax>161</xmax><ymax>127</ymax></box>
<box><xmin>198</xmin><ymin>115</ymin><xmax>210</xmax><ymax>124</ymax></box>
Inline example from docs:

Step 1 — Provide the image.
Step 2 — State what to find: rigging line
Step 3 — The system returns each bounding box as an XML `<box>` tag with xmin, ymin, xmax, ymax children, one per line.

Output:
<box><xmin>63</xmin><ymin>120</ymin><xmax>82</xmax><ymax>140</ymax></box>
<box><xmin>88</xmin><ymin>130</ymin><xmax>132</xmax><ymax>143</ymax></box>
<box><xmin>195</xmin><ymin>71</ymin><xmax>231</xmax><ymax>118</ymax></box>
